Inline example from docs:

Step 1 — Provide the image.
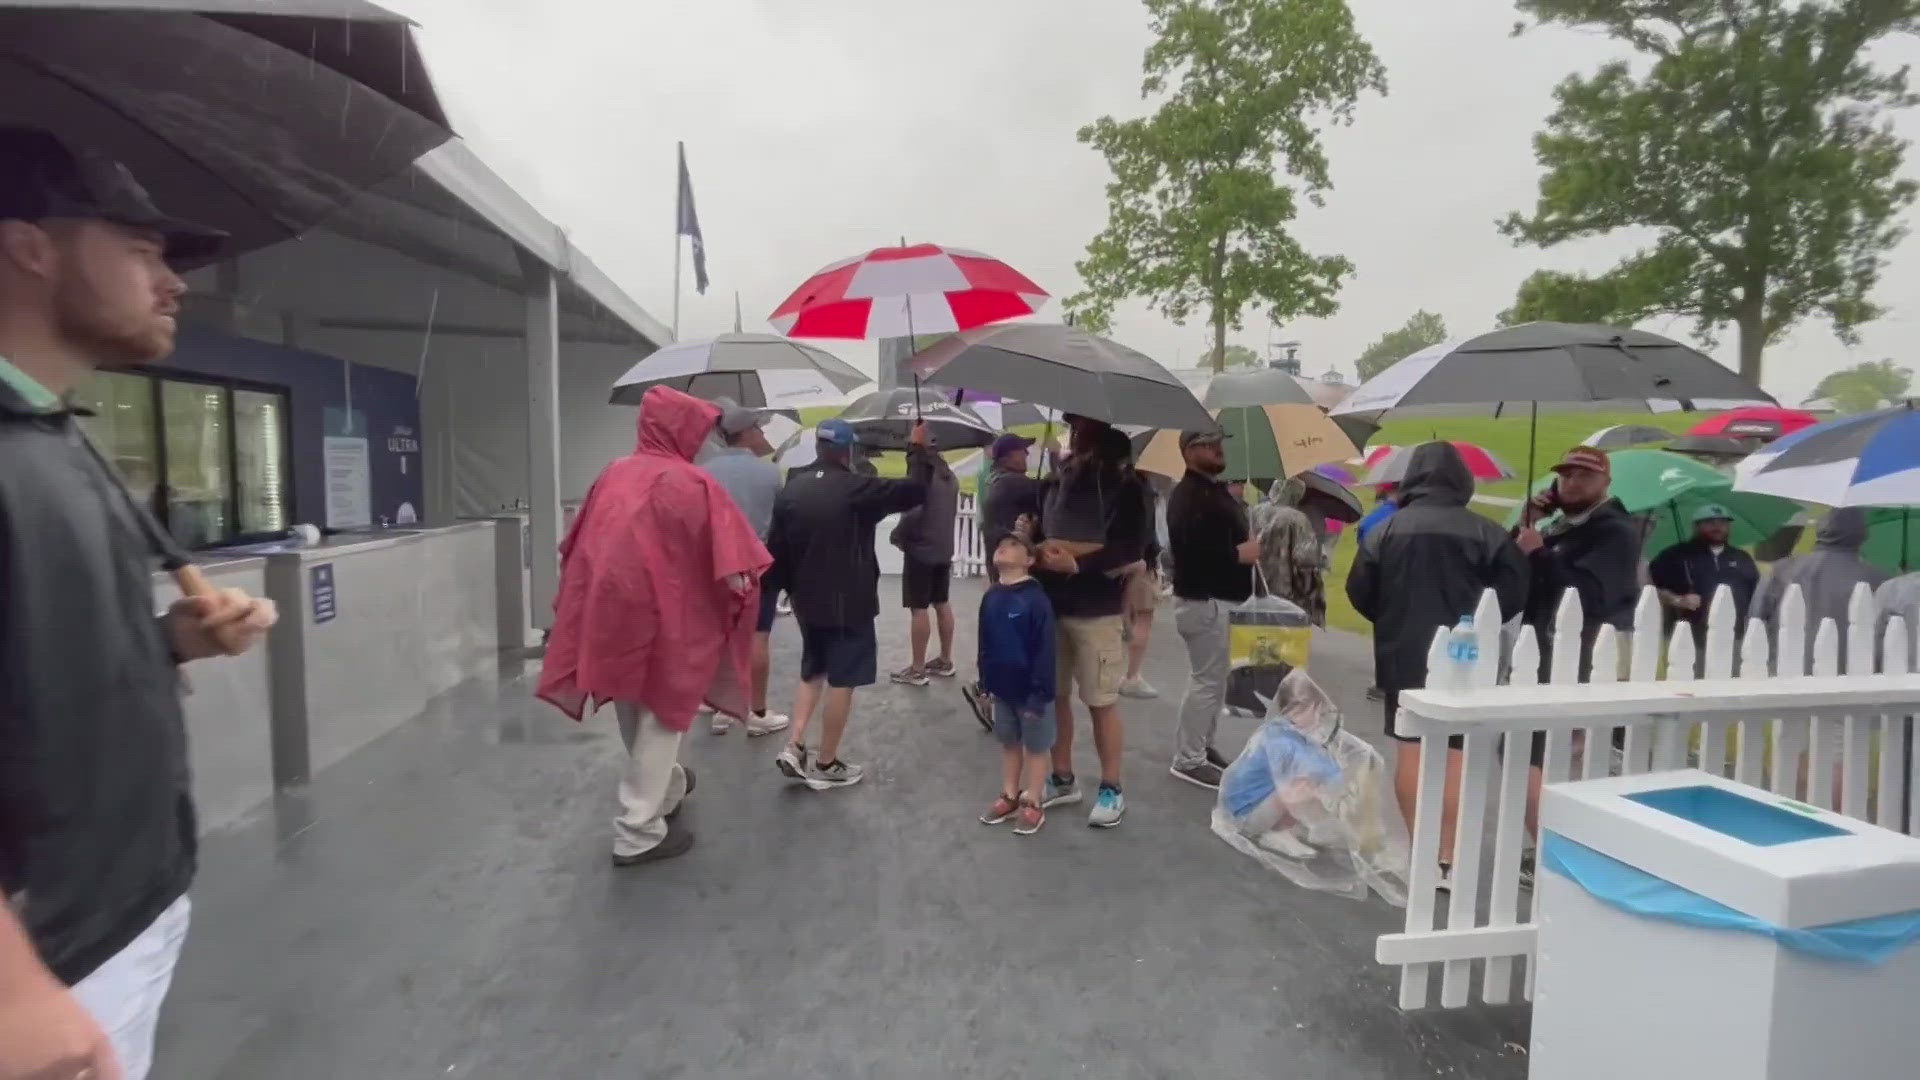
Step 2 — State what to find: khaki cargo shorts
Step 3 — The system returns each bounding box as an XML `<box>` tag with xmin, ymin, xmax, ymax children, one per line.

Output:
<box><xmin>1056</xmin><ymin>614</ymin><xmax>1126</xmax><ymax>708</ymax></box>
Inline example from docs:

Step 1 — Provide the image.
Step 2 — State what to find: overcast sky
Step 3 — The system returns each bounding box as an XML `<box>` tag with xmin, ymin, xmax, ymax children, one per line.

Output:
<box><xmin>387</xmin><ymin>0</ymin><xmax>1920</xmax><ymax>405</ymax></box>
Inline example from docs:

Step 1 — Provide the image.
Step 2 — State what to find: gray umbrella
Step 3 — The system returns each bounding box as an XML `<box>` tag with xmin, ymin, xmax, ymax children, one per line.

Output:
<box><xmin>910</xmin><ymin>323</ymin><xmax>1217</xmax><ymax>432</ymax></box>
<box><xmin>835</xmin><ymin>387</ymin><xmax>996</xmax><ymax>451</ymax></box>
<box><xmin>1664</xmin><ymin>434</ymin><xmax>1757</xmax><ymax>462</ymax></box>
<box><xmin>1</xmin><ymin>1</ymin><xmax>451</xmax><ymax>266</ymax></box>
<box><xmin>1584</xmin><ymin>423</ymin><xmax>1674</xmax><ymax>450</ymax></box>
<box><xmin>609</xmin><ymin>333</ymin><xmax>869</xmax><ymax>408</ymax></box>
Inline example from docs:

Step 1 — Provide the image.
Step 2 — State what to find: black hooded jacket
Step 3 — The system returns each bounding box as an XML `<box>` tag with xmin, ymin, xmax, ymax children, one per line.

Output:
<box><xmin>0</xmin><ymin>376</ymin><xmax>194</xmax><ymax>985</ymax></box>
<box><xmin>1347</xmin><ymin>443</ymin><xmax>1530</xmax><ymax>692</ymax></box>
<box><xmin>1523</xmin><ymin>495</ymin><xmax>1641</xmax><ymax>637</ymax></box>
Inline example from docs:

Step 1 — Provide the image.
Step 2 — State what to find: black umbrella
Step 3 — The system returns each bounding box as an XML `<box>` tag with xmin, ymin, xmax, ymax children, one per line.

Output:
<box><xmin>1200</xmin><ymin>368</ymin><xmax>1318</xmax><ymax>409</ymax></box>
<box><xmin>0</xmin><ymin>1</ymin><xmax>452</xmax><ymax>266</ymax></box>
<box><xmin>1333</xmin><ymin>322</ymin><xmax>1773</xmax><ymax>495</ymax></box>
<box><xmin>1297</xmin><ymin>470</ymin><xmax>1363</xmax><ymax>524</ymax></box>
<box><xmin>1665</xmin><ymin>434</ymin><xmax>1757</xmax><ymax>462</ymax></box>
<box><xmin>910</xmin><ymin>322</ymin><xmax>1217</xmax><ymax>432</ymax></box>
<box><xmin>835</xmin><ymin>387</ymin><xmax>996</xmax><ymax>451</ymax></box>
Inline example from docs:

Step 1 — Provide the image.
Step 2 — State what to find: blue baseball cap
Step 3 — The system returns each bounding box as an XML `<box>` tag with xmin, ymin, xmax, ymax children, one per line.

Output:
<box><xmin>815</xmin><ymin>418</ymin><xmax>857</xmax><ymax>448</ymax></box>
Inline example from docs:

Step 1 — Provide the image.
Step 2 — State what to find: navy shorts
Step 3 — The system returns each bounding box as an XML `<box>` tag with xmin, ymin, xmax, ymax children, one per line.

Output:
<box><xmin>992</xmin><ymin>697</ymin><xmax>1057</xmax><ymax>754</ymax></box>
<box><xmin>798</xmin><ymin>622</ymin><xmax>878</xmax><ymax>688</ymax></box>
<box><xmin>902</xmin><ymin>557</ymin><xmax>952</xmax><ymax>609</ymax></box>
<box><xmin>756</xmin><ymin>586</ymin><xmax>780</xmax><ymax>634</ymax></box>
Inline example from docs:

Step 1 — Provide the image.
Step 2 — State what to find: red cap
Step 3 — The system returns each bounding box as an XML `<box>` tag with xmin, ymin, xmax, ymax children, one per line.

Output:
<box><xmin>1551</xmin><ymin>445</ymin><xmax>1611</xmax><ymax>477</ymax></box>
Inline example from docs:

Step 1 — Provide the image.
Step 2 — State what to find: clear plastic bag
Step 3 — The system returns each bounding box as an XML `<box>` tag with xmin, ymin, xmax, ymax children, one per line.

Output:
<box><xmin>1211</xmin><ymin>668</ymin><xmax>1411</xmax><ymax>905</ymax></box>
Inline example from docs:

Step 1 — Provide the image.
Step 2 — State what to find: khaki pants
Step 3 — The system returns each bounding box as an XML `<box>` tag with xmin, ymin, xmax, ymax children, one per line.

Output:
<box><xmin>613</xmin><ymin>703</ymin><xmax>688</xmax><ymax>857</ymax></box>
<box><xmin>1174</xmin><ymin>597</ymin><xmax>1229</xmax><ymax>769</ymax></box>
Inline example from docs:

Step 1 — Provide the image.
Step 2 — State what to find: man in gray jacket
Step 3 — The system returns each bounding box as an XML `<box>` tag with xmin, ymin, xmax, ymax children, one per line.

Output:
<box><xmin>890</xmin><ymin>437</ymin><xmax>960</xmax><ymax>686</ymax></box>
<box><xmin>697</xmin><ymin>398</ymin><xmax>788</xmax><ymax>736</ymax></box>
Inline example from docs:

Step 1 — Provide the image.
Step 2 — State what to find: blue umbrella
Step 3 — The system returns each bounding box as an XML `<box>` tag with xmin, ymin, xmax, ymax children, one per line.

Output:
<box><xmin>1735</xmin><ymin>403</ymin><xmax>1920</xmax><ymax>506</ymax></box>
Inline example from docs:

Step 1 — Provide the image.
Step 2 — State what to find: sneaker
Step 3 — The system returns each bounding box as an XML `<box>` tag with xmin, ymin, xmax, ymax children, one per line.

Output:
<box><xmin>925</xmin><ymin>658</ymin><xmax>957</xmax><ymax>678</ymax></box>
<box><xmin>665</xmin><ymin>766</ymin><xmax>697</xmax><ymax>821</ymax></box>
<box><xmin>1365</xmin><ymin>685</ymin><xmax>1385</xmax><ymax>702</ymax></box>
<box><xmin>775</xmin><ymin>743</ymin><xmax>810</xmax><ymax>781</ymax></box>
<box><xmin>1041</xmin><ymin>774</ymin><xmax>1082</xmax><ymax>808</ymax></box>
<box><xmin>776</xmin><ymin>595</ymin><xmax>792</xmax><ymax>616</ymax></box>
<box><xmin>1169</xmin><ymin>760</ymin><xmax>1225</xmax><ymax>790</ymax></box>
<box><xmin>1012</xmin><ymin>800</ymin><xmax>1045</xmax><ymax>836</ymax></box>
<box><xmin>979</xmin><ymin>794</ymin><xmax>1019</xmax><ymax>825</ymax></box>
<box><xmin>961</xmin><ymin>682</ymin><xmax>995</xmax><ymax>733</ymax></box>
<box><xmin>746</xmin><ymin>711</ymin><xmax>790</xmax><ymax>737</ymax></box>
<box><xmin>890</xmin><ymin>666</ymin><xmax>930</xmax><ymax>687</ymax></box>
<box><xmin>1088</xmin><ymin>784</ymin><xmax>1125</xmax><ymax>828</ymax></box>
<box><xmin>1519</xmin><ymin>851</ymin><xmax>1536</xmax><ymax>891</ymax></box>
<box><xmin>612</xmin><ymin>819</ymin><xmax>695</xmax><ymax>866</ymax></box>
<box><xmin>1205</xmin><ymin>746</ymin><xmax>1232</xmax><ymax>771</ymax></box>
<box><xmin>1118</xmin><ymin>676</ymin><xmax>1159</xmax><ymax>700</ymax></box>
<box><xmin>706</xmin><ymin>709</ymin><xmax>730</xmax><ymax>735</ymax></box>
<box><xmin>1256</xmin><ymin>828</ymin><xmax>1317</xmax><ymax>860</ymax></box>
<box><xmin>804</xmin><ymin>757</ymin><xmax>865</xmax><ymax>791</ymax></box>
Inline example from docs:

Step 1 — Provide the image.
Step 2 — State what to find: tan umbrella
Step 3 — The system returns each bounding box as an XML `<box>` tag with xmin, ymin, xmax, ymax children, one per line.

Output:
<box><xmin>1135</xmin><ymin>403</ymin><xmax>1358</xmax><ymax>482</ymax></box>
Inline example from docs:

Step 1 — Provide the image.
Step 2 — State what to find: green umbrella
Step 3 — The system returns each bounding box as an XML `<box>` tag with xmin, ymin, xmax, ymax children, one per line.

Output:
<box><xmin>1862</xmin><ymin>508</ymin><xmax>1920</xmax><ymax>573</ymax></box>
<box><xmin>1506</xmin><ymin>449</ymin><xmax>1799</xmax><ymax>555</ymax></box>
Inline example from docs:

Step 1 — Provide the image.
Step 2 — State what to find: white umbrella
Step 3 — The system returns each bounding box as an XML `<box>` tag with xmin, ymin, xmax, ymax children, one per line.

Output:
<box><xmin>609</xmin><ymin>332</ymin><xmax>869</xmax><ymax>408</ymax></box>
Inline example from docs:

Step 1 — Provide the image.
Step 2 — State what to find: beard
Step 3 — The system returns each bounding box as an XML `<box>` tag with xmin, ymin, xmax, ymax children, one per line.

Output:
<box><xmin>52</xmin><ymin>272</ymin><xmax>174</xmax><ymax>366</ymax></box>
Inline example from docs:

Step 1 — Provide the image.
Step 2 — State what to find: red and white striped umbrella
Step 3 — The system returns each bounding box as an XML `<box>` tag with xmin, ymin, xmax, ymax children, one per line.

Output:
<box><xmin>769</xmin><ymin>243</ymin><xmax>1048</xmax><ymax>339</ymax></box>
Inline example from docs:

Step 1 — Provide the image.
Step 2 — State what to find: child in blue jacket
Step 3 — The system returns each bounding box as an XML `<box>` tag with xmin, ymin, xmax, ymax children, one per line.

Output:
<box><xmin>976</xmin><ymin>534</ymin><xmax>1058</xmax><ymax>835</ymax></box>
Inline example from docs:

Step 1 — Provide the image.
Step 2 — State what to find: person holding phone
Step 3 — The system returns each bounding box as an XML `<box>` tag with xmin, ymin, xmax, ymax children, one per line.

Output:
<box><xmin>1516</xmin><ymin>446</ymin><xmax>1640</xmax><ymax>680</ymax></box>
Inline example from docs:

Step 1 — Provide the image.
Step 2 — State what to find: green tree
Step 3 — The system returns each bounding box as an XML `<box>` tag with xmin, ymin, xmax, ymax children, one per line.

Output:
<box><xmin>1498</xmin><ymin>0</ymin><xmax>1920</xmax><ymax>386</ymax></box>
<box><xmin>1808</xmin><ymin>357</ymin><xmax>1912</xmax><ymax>412</ymax></box>
<box><xmin>1355</xmin><ymin>309</ymin><xmax>1448</xmax><ymax>381</ymax></box>
<box><xmin>1065</xmin><ymin>0</ymin><xmax>1386</xmax><ymax>371</ymax></box>
<box><xmin>1208</xmin><ymin>343</ymin><xmax>1263</xmax><ymax>369</ymax></box>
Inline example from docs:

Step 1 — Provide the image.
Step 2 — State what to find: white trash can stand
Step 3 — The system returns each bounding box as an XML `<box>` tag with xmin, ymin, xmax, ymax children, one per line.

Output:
<box><xmin>1532</xmin><ymin>769</ymin><xmax>1920</xmax><ymax>1080</ymax></box>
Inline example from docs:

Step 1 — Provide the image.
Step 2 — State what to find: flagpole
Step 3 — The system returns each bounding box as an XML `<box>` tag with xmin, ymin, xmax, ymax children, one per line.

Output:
<box><xmin>672</xmin><ymin>140</ymin><xmax>685</xmax><ymax>340</ymax></box>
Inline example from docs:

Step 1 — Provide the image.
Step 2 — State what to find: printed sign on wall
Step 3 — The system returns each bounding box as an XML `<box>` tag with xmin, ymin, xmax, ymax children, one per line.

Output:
<box><xmin>311</xmin><ymin>563</ymin><xmax>338</xmax><ymax>624</ymax></box>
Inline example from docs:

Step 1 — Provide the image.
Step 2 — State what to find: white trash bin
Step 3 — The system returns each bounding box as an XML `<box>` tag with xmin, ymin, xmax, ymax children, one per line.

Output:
<box><xmin>1533</xmin><ymin>768</ymin><xmax>1920</xmax><ymax>1080</ymax></box>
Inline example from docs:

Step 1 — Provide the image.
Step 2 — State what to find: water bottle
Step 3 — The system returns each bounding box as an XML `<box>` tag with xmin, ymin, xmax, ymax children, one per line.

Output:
<box><xmin>1446</xmin><ymin>615</ymin><xmax>1478</xmax><ymax>691</ymax></box>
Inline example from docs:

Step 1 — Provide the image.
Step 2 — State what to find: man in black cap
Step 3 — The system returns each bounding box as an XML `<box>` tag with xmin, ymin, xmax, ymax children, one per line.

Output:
<box><xmin>0</xmin><ymin>128</ymin><xmax>277</xmax><ymax>1080</ymax></box>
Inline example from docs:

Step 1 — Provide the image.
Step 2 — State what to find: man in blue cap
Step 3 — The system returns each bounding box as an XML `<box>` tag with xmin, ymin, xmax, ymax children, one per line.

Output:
<box><xmin>764</xmin><ymin>418</ymin><xmax>931</xmax><ymax>789</ymax></box>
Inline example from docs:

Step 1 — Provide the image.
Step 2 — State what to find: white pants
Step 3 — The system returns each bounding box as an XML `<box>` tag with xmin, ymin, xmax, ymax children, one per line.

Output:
<box><xmin>614</xmin><ymin>704</ymin><xmax>688</xmax><ymax>857</ymax></box>
<box><xmin>72</xmin><ymin>895</ymin><xmax>191</xmax><ymax>1080</ymax></box>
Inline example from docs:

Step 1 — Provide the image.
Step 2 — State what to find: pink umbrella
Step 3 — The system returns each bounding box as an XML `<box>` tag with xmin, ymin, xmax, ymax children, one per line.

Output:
<box><xmin>769</xmin><ymin>243</ymin><xmax>1049</xmax><ymax>340</ymax></box>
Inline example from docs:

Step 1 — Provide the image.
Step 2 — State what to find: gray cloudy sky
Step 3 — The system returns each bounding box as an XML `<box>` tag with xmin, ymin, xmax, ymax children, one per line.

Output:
<box><xmin>388</xmin><ymin>0</ymin><xmax>1920</xmax><ymax>405</ymax></box>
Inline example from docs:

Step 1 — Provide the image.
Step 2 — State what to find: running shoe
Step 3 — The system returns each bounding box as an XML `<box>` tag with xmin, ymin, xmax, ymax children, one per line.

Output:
<box><xmin>705</xmin><ymin>709</ymin><xmax>730</xmax><ymax>735</ymax></box>
<box><xmin>1041</xmin><ymin>774</ymin><xmax>1082</xmax><ymax>808</ymax></box>
<box><xmin>1206</xmin><ymin>746</ymin><xmax>1232</xmax><ymax>771</ymax></box>
<box><xmin>1088</xmin><ymin>784</ymin><xmax>1125</xmax><ymax>828</ymax></box>
<box><xmin>775</xmin><ymin>743</ymin><xmax>809</xmax><ymax>781</ymax></box>
<box><xmin>961</xmin><ymin>682</ymin><xmax>995</xmax><ymax>733</ymax></box>
<box><xmin>1169</xmin><ymin>760</ymin><xmax>1224</xmax><ymax>790</ymax></box>
<box><xmin>1118</xmin><ymin>676</ymin><xmax>1159</xmax><ymax>700</ymax></box>
<box><xmin>924</xmin><ymin>658</ymin><xmax>957</xmax><ymax>678</ymax></box>
<box><xmin>804</xmin><ymin>757</ymin><xmax>865</xmax><ymax>791</ymax></box>
<box><xmin>889</xmin><ymin>666</ymin><xmax>930</xmax><ymax>687</ymax></box>
<box><xmin>1012</xmin><ymin>800</ymin><xmax>1045</xmax><ymax>836</ymax></box>
<box><xmin>746</xmin><ymin>711</ymin><xmax>790</xmax><ymax>737</ymax></box>
<box><xmin>979</xmin><ymin>794</ymin><xmax>1019</xmax><ymax>825</ymax></box>
<box><xmin>1255</xmin><ymin>828</ymin><xmax>1317</xmax><ymax>860</ymax></box>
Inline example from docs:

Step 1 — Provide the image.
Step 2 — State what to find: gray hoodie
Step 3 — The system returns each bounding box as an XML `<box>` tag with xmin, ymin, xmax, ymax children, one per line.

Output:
<box><xmin>1753</xmin><ymin>508</ymin><xmax>1891</xmax><ymax>671</ymax></box>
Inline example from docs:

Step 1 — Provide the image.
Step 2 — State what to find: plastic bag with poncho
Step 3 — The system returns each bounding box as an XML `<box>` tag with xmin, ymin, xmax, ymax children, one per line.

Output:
<box><xmin>1211</xmin><ymin>668</ymin><xmax>1410</xmax><ymax>905</ymax></box>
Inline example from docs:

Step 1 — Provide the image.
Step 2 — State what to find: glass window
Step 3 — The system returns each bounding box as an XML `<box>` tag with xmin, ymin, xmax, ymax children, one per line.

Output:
<box><xmin>233</xmin><ymin>388</ymin><xmax>288</xmax><ymax>535</ymax></box>
<box><xmin>74</xmin><ymin>371</ymin><xmax>160</xmax><ymax>513</ymax></box>
<box><xmin>161</xmin><ymin>380</ymin><xmax>231</xmax><ymax>549</ymax></box>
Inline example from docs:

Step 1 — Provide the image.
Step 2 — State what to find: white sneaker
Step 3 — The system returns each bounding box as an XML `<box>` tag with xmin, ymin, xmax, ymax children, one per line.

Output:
<box><xmin>804</xmin><ymin>757</ymin><xmax>865</xmax><ymax>790</ymax></box>
<box><xmin>1255</xmin><ymin>828</ymin><xmax>1318</xmax><ymax>860</ymax></box>
<box><xmin>746</xmin><ymin>711</ymin><xmax>790</xmax><ymax>737</ymax></box>
<box><xmin>775</xmin><ymin>743</ymin><xmax>809</xmax><ymax>780</ymax></box>
<box><xmin>706</xmin><ymin>709</ymin><xmax>730</xmax><ymax>735</ymax></box>
<box><xmin>1118</xmin><ymin>676</ymin><xmax>1159</xmax><ymax>700</ymax></box>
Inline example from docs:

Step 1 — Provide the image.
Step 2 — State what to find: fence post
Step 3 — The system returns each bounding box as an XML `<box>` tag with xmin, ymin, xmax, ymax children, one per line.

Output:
<box><xmin>1397</xmin><ymin>626</ymin><xmax>1455</xmax><ymax>1010</ymax></box>
<box><xmin>1697</xmin><ymin>584</ymin><xmax>1737</xmax><ymax>776</ymax></box>
<box><xmin>1656</xmin><ymin>628</ymin><xmax>1697</xmax><ymax>771</ymax></box>
<box><xmin>1438</xmin><ymin>588</ymin><xmax>1505</xmax><ymax>1007</ymax></box>
<box><xmin>1771</xmin><ymin>585</ymin><xmax>1808</xmax><ymax>797</ymax></box>
<box><xmin>1542</xmin><ymin>588</ymin><xmax>1584</xmax><ymax>783</ymax></box>
<box><xmin>1485</xmin><ymin>623</ymin><xmax>1540</xmax><ymax>1005</ymax></box>
<box><xmin>1621</xmin><ymin>587</ymin><xmax>1663</xmax><ymax>773</ymax></box>
<box><xmin>1807</xmin><ymin>616</ymin><xmax>1842</xmax><ymax>810</ymax></box>
<box><xmin>1735</xmin><ymin>620</ymin><xmax>1772</xmax><ymax>788</ymax></box>
<box><xmin>1880</xmin><ymin>616</ymin><xmax>1910</xmax><ymax>832</ymax></box>
<box><xmin>1841</xmin><ymin>583</ymin><xmax>1878</xmax><ymax>820</ymax></box>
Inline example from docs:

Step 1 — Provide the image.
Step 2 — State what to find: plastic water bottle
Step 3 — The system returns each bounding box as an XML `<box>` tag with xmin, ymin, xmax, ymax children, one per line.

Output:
<box><xmin>1446</xmin><ymin>615</ymin><xmax>1479</xmax><ymax>691</ymax></box>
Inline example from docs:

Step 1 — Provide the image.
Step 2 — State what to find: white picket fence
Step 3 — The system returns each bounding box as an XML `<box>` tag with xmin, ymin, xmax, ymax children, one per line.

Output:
<box><xmin>1377</xmin><ymin>581</ymin><xmax>1920</xmax><ymax>1011</ymax></box>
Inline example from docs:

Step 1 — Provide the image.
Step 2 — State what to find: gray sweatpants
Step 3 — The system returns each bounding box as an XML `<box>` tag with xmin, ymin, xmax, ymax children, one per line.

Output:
<box><xmin>1174</xmin><ymin>597</ymin><xmax>1230</xmax><ymax>769</ymax></box>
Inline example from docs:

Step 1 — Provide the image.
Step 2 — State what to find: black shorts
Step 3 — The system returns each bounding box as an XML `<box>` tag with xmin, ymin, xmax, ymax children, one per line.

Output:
<box><xmin>1384</xmin><ymin>691</ymin><xmax>1544</xmax><ymax>765</ymax></box>
<box><xmin>902</xmin><ymin>557</ymin><xmax>952</xmax><ymax>609</ymax></box>
<box><xmin>798</xmin><ymin>622</ymin><xmax>878</xmax><ymax>688</ymax></box>
<box><xmin>755</xmin><ymin>586</ymin><xmax>781</xmax><ymax>634</ymax></box>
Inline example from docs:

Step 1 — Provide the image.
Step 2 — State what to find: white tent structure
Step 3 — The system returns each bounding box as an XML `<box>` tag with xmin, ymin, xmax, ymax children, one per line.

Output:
<box><xmin>182</xmin><ymin>138</ymin><xmax>670</xmax><ymax>627</ymax></box>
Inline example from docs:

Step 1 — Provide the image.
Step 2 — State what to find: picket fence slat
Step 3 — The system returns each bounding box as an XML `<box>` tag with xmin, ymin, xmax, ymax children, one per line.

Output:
<box><xmin>1386</xmin><ymin>580</ymin><xmax>1920</xmax><ymax>1013</ymax></box>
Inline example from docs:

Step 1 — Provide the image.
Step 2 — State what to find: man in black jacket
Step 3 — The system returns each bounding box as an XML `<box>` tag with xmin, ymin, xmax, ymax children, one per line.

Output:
<box><xmin>1649</xmin><ymin>503</ymin><xmax>1760</xmax><ymax>659</ymax></box>
<box><xmin>1518</xmin><ymin>445</ymin><xmax>1641</xmax><ymax>679</ymax></box>
<box><xmin>1347</xmin><ymin>442</ymin><xmax>1528</xmax><ymax>879</ymax></box>
<box><xmin>0</xmin><ymin>128</ymin><xmax>278</xmax><ymax>1080</ymax></box>
<box><xmin>1165</xmin><ymin>430</ymin><xmax>1261</xmax><ymax>789</ymax></box>
<box><xmin>765</xmin><ymin>419</ymin><xmax>930</xmax><ymax>790</ymax></box>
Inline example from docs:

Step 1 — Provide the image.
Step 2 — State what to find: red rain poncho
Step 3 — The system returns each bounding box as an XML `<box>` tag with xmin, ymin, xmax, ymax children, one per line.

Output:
<box><xmin>537</xmin><ymin>386</ymin><xmax>772</xmax><ymax>730</ymax></box>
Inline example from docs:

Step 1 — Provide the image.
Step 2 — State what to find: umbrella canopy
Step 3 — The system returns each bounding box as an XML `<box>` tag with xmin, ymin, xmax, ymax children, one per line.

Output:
<box><xmin>1510</xmin><ymin>449</ymin><xmax>1799</xmax><ymax>555</ymax></box>
<box><xmin>1313</xmin><ymin>462</ymin><xmax>1356</xmax><ymax>485</ymax></box>
<box><xmin>911</xmin><ymin>322</ymin><xmax>1216</xmax><ymax>431</ymax></box>
<box><xmin>949</xmin><ymin>389</ymin><xmax>1055</xmax><ymax>430</ymax></box>
<box><xmin>1200</xmin><ymin>368</ymin><xmax>1318</xmax><ymax>409</ymax></box>
<box><xmin>834</xmin><ymin>387</ymin><xmax>996</xmax><ymax>451</ymax></box>
<box><xmin>769</xmin><ymin>243</ymin><xmax>1048</xmax><ymax>339</ymax></box>
<box><xmin>1584</xmin><ymin>423</ymin><xmax>1674</xmax><ymax>450</ymax></box>
<box><xmin>1134</xmin><ymin>404</ymin><xmax>1357</xmax><ymax>484</ymax></box>
<box><xmin>1298</xmin><ymin>469</ymin><xmax>1364</xmax><ymax>524</ymax></box>
<box><xmin>1332</xmin><ymin>323</ymin><xmax>1773</xmax><ymax>422</ymax></box>
<box><xmin>1664</xmin><ymin>434</ymin><xmax>1757</xmax><ymax>462</ymax></box>
<box><xmin>609</xmin><ymin>333</ymin><xmax>869</xmax><ymax>408</ymax></box>
<box><xmin>1734</xmin><ymin>404</ymin><xmax>1920</xmax><ymax>506</ymax></box>
<box><xmin>1689</xmin><ymin>405</ymin><xmax>1819</xmax><ymax>441</ymax></box>
<box><xmin>1363</xmin><ymin>442</ymin><xmax>1512</xmax><ymax>486</ymax></box>
<box><xmin>0</xmin><ymin>1</ymin><xmax>452</xmax><ymax>266</ymax></box>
